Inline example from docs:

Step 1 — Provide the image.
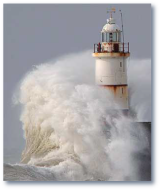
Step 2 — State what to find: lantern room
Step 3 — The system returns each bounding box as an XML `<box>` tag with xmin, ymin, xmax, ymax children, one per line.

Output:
<box><xmin>93</xmin><ymin>15</ymin><xmax>129</xmax><ymax>54</ymax></box>
<box><xmin>101</xmin><ymin>17</ymin><xmax>121</xmax><ymax>43</ymax></box>
<box><xmin>101</xmin><ymin>17</ymin><xmax>122</xmax><ymax>52</ymax></box>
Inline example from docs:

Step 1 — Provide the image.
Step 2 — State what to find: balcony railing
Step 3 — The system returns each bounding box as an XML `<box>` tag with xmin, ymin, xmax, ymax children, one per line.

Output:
<box><xmin>93</xmin><ymin>42</ymin><xmax>130</xmax><ymax>53</ymax></box>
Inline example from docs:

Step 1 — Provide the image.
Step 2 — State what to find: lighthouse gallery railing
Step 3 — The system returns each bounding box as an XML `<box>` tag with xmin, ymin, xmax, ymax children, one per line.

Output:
<box><xmin>93</xmin><ymin>42</ymin><xmax>129</xmax><ymax>53</ymax></box>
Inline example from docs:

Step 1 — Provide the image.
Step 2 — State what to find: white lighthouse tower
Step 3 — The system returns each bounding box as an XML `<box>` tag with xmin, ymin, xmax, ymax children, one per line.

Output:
<box><xmin>92</xmin><ymin>8</ymin><xmax>130</xmax><ymax>110</ymax></box>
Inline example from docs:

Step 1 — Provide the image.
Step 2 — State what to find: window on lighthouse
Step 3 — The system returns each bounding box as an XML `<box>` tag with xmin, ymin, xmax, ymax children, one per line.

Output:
<box><xmin>101</xmin><ymin>33</ymin><xmax>106</xmax><ymax>42</ymax></box>
<box><xmin>102</xmin><ymin>32</ymin><xmax>121</xmax><ymax>42</ymax></box>
<box><xmin>112</xmin><ymin>33</ymin><xmax>117</xmax><ymax>42</ymax></box>
<box><xmin>109</xmin><ymin>33</ymin><xmax>113</xmax><ymax>42</ymax></box>
<box><xmin>117</xmin><ymin>32</ymin><xmax>121</xmax><ymax>42</ymax></box>
<box><xmin>108</xmin><ymin>32</ymin><xmax>119</xmax><ymax>42</ymax></box>
<box><xmin>106</xmin><ymin>33</ymin><xmax>109</xmax><ymax>42</ymax></box>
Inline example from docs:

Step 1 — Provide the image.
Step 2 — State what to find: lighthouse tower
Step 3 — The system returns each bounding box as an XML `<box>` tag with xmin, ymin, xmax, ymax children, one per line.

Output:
<box><xmin>92</xmin><ymin>9</ymin><xmax>130</xmax><ymax>109</ymax></box>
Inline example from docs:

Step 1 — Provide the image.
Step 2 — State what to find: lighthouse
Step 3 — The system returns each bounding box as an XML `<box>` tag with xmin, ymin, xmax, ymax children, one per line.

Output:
<box><xmin>92</xmin><ymin>8</ymin><xmax>130</xmax><ymax>110</ymax></box>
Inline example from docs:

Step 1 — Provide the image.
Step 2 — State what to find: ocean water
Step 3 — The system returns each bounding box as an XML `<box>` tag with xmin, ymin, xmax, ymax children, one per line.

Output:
<box><xmin>4</xmin><ymin>50</ymin><xmax>151</xmax><ymax>181</ymax></box>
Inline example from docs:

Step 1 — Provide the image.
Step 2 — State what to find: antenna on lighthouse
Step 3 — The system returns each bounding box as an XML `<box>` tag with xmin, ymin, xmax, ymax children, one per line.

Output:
<box><xmin>119</xmin><ymin>9</ymin><xmax>124</xmax><ymax>44</ymax></box>
<box><xmin>107</xmin><ymin>7</ymin><xmax>116</xmax><ymax>18</ymax></box>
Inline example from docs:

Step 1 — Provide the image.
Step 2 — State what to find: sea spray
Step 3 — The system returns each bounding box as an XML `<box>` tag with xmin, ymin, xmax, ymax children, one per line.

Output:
<box><xmin>9</xmin><ymin>50</ymin><xmax>151</xmax><ymax>181</ymax></box>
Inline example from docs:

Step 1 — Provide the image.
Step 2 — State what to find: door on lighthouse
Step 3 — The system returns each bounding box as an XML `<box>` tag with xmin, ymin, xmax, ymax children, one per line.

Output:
<box><xmin>114</xmin><ymin>43</ymin><xmax>119</xmax><ymax>52</ymax></box>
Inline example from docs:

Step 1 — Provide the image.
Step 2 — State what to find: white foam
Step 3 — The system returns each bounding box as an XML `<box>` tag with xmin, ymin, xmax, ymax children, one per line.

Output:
<box><xmin>14</xmin><ymin>50</ymin><xmax>151</xmax><ymax>181</ymax></box>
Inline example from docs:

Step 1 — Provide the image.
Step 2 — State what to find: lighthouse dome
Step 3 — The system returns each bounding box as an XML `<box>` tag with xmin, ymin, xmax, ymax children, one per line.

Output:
<box><xmin>102</xmin><ymin>18</ymin><xmax>121</xmax><ymax>32</ymax></box>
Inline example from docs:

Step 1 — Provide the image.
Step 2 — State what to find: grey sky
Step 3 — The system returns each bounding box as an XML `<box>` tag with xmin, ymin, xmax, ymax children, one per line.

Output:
<box><xmin>4</xmin><ymin>4</ymin><xmax>151</xmax><ymax>163</ymax></box>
